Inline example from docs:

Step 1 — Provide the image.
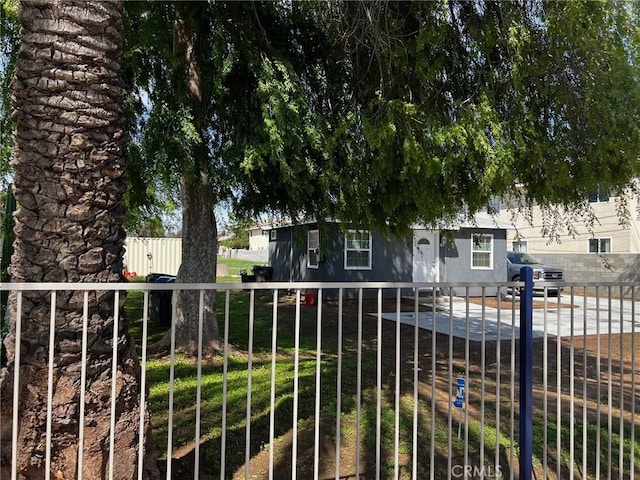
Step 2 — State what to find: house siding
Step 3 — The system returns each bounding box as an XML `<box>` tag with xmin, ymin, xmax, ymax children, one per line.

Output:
<box><xmin>269</xmin><ymin>223</ymin><xmax>508</xmax><ymax>299</ymax></box>
<box><xmin>440</xmin><ymin>228</ymin><xmax>508</xmax><ymax>296</ymax></box>
<box><xmin>269</xmin><ymin>224</ymin><xmax>413</xmax><ymax>298</ymax></box>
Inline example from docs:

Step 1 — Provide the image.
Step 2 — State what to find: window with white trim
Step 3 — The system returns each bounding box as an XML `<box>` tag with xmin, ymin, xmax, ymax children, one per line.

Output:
<box><xmin>512</xmin><ymin>240</ymin><xmax>527</xmax><ymax>253</ymax></box>
<box><xmin>588</xmin><ymin>185</ymin><xmax>610</xmax><ymax>203</ymax></box>
<box><xmin>308</xmin><ymin>230</ymin><xmax>319</xmax><ymax>268</ymax></box>
<box><xmin>588</xmin><ymin>238</ymin><xmax>611</xmax><ymax>253</ymax></box>
<box><xmin>487</xmin><ymin>195</ymin><xmax>501</xmax><ymax>214</ymax></box>
<box><xmin>270</xmin><ymin>230</ymin><xmax>277</xmax><ymax>240</ymax></box>
<box><xmin>345</xmin><ymin>230</ymin><xmax>372</xmax><ymax>270</ymax></box>
<box><xmin>471</xmin><ymin>233</ymin><xmax>493</xmax><ymax>269</ymax></box>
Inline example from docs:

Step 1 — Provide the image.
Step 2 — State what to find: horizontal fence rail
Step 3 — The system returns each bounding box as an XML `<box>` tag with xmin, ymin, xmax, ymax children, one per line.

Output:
<box><xmin>0</xmin><ymin>281</ymin><xmax>637</xmax><ymax>479</ymax></box>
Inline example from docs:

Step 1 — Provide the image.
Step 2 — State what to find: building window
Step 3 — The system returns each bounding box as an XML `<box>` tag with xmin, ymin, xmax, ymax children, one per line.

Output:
<box><xmin>588</xmin><ymin>238</ymin><xmax>611</xmax><ymax>253</ymax></box>
<box><xmin>471</xmin><ymin>233</ymin><xmax>493</xmax><ymax>269</ymax></box>
<box><xmin>487</xmin><ymin>196</ymin><xmax>501</xmax><ymax>214</ymax></box>
<box><xmin>588</xmin><ymin>185</ymin><xmax>610</xmax><ymax>203</ymax></box>
<box><xmin>270</xmin><ymin>230</ymin><xmax>277</xmax><ymax>240</ymax></box>
<box><xmin>512</xmin><ymin>240</ymin><xmax>527</xmax><ymax>253</ymax></box>
<box><xmin>345</xmin><ymin>230</ymin><xmax>372</xmax><ymax>270</ymax></box>
<box><xmin>308</xmin><ymin>230</ymin><xmax>319</xmax><ymax>268</ymax></box>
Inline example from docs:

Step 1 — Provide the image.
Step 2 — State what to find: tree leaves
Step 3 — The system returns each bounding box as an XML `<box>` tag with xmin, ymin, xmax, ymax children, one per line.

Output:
<box><xmin>122</xmin><ymin>0</ymin><xmax>640</xmax><ymax>238</ymax></box>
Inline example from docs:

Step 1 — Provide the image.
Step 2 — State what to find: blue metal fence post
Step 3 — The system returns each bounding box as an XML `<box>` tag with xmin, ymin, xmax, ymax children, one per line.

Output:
<box><xmin>519</xmin><ymin>266</ymin><xmax>534</xmax><ymax>480</ymax></box>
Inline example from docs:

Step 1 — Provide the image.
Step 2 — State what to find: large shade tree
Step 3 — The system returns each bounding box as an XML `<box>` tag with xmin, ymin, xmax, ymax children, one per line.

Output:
<box><xmin>0</xmin><ymin>1</ymin><xmax>156</xmax><ymax>478</ymax></box>
<box><xmin>124</xmin><ymin>0</ymin><xmax>347</xmax><ymax>355</ymax></box>
<box><xmin>125</xmin><ymin>0</ymin><xmax>640</xmax><ymax>355</ymax></box>
<box><xmin>0</xmin><ymin>1</ymin><xmax>639</xmax><ymax>473</ymax></box>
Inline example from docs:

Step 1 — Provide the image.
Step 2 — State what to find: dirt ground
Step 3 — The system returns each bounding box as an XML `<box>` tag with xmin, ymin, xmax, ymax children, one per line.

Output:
<box><xmin>267</xmin><ymin>295</ymin><xmax>637</xmax><ymax>480</ymax></box>
<box><xmin>170</xmin><ymin>293</ymin><xmax>639</xmax><ymax>480</ymax></box>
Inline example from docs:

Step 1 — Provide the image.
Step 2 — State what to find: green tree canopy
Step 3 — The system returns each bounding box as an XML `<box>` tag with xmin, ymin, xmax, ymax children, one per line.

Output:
<box><xmin>0</xmin><ymin>0</ymin><xmax>18</xmax><ymax>186</ymax></box>
<box><xmin>125</xmin><ymin>1</ymin><xmax>640</xmax><ymax>239</ymax></box>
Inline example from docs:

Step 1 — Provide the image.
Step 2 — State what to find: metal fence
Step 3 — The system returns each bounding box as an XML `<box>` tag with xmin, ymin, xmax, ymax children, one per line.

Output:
<box><xmin>0</xmin><ymin>276</ymin><xmax>638</xmax><ymax>480</ymax></box>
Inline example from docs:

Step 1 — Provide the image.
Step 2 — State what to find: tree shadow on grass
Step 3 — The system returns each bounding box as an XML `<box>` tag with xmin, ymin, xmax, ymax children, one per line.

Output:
<box><xmin>133</xmin><ymin>289</ymin><xmax>640</xmax><ymax>479</ymax></box>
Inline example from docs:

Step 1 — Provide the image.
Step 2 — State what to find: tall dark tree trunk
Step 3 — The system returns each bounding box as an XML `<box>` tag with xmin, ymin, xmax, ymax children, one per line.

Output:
<box><xmin>174</xmin><ymin>172</ymin><xmax>220</xmax><ymax>355</ymax></box>
<box><xmin>0</xmin><ymin>1</ymin><xmax>157</xmax><ymax>478</ymax></box>
<box><xmin>171</xmin><ymin>4</ymin><xmax>222</xmax><ymax>356</ymax></box>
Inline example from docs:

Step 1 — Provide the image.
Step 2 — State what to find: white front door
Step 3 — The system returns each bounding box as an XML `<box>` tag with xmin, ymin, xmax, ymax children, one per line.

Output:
<box><xmin>413</xmin><ymin>231</ymin><xmax>439</xmax><ymax>283</ymax></box>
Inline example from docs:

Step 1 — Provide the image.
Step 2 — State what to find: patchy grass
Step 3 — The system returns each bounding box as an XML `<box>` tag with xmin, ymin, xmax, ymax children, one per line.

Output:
<box><xmin>217</xmin><ymin>257</ymin><xmax>267</xmax><ymax>282</ymax></box>
<box><xmin>125</xmin><ymin>289</ymin><xmax>640</xmax><ymax>480</ymax></box>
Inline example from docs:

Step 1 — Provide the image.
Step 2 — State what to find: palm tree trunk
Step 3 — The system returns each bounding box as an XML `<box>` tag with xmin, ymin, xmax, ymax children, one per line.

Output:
<box><xmin>0</xmin><ymin>1</ymin><xmax>157</xmax><ymax>478</ymax></box>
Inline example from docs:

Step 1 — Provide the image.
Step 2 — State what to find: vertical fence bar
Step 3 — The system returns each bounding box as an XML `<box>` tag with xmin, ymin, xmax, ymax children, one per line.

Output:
<box><xmin>77</xmin><ymin>292</ymin><xmax>89</xmax><ymax>480</ymax></box>
<box><xmin>569</xmin><ymin>287</ymin><xmax>575</xmax><ymax>480</ymax></box>
<box><xmin>137</xmin><ymin>291</ymin><xmax>150</xmax><ymax>480</ymax></box>
<box><xmin>355</xmin><ymin>288</ymin><xmax>363</xmax><ymax>478</ymax></box>
<box><xmin>429</xmin><ymin>290</ymin><xmax>437</xmax><ymax>480</ymax></box>
<box><xmin>463</xmin><ymin>287</ymin><xmax>470</xmax><ymax>468</ymax></box>
<box><xmin>166</xmin><ymin>290</ymin><xmax>178</xmax><ymax>480</ymax></box>
<box><xmin>394</xmin><ymin>288</ymin><xmax>401</xmax><ymax>480</ymax></box>
<box><xmin>220</xmin><ymin>289</ymin><xmax>231</xmax><ymax>480</ymax></box>
<box><xmin>556</xmin><ymin>290</ymin><xmax>561</xmax><ymax>480</ymax></box>
<box><xmin>447</xmin><ymin>293</ymin><xmax>454</xmax><ymax>479</ymax></box>
<box><xmin>376</xmin><ymin>288</ymin><xmax>383</xmax><ymax>480</ymax></box>
<box><xmin>291</xmin><ymin>289</ymin><xmax>301</xmax><ymax>480</ymax></box>
<box><xmin>509</xmin><ymin>291</ymin><xmax>516</xmax><ymax>480</ymax></box>
<box><xmin>607</xmin><ymin>288</ymin><xmax>613</xmax><ymax>480</ymax></box>
<box><xmin>519</xmin><ymin>266</ymin><xmax>533</xmax><ymax>480</ymax></box>
<box><xmin>10</xmin><ymin>292</ymin><xmax>22</xmax><ymax>480</ymax></box>
<box><xmin>494</xmin><ymin>286</ymin><xmax>502</xmax><ymax>475</ymax></box>
<box><xmin>581</xmin><ymin>287</ymin><xmax>588</xmax><ymax>479</ymax></box>
<box><xmin>246</xmin><ymin>289</ymin><xmax>256</xmax><ymax>480</ymax></box>
<box><xmin>595</xmin><ymin>287</ymin><xmax>602</xmax><ymax>480</ymax></box>
<box><xmin>480</xmin><ymin>288</ymin><xmax>486</xmax><ymax>477</ymax></box>
<box><xmin>412</xmin><ymin>291</ymin><xmax>419</xmax><ymax>480</ymax></box>
<box><xmin>542</xmin><ymin>291</ymin><xmax>548</xmax><ymax>476</ymax></box>
<box><xmin>335</xmin><ymin>289</ymin><xmax>343</xmax><ymax>480</ymax></box>
<box><xmin>109</xmin><ymin>291</ymin><xmax>120</xmax><ymax>480</ymax></box>
<box><xmin>618</xmin><ymin>287</ymin><xmax>624</xmax><ymax>479</ymax></box>
<box><xmin>313</xmin><ymin>289</ymin><xmax>323</xmax><ymax>480</ymax></box>
<box><xmin>631</xmin><ymin>286</ymin><xmax>636</xmax><ymax>480</ymax></box>
<box><xmin>45</xmin><ymin>292</ymin><xmax>57</xmax><ymax>480</ymax></box>
<box><xmin>193</xmin><ymin>290</ymin><xmax>205</xmax><ymax>480</ymax></box>
<box><xmin>269</xmin><ymin>289</ymin><xmax>279</xmax><ymax>480</ymax></box>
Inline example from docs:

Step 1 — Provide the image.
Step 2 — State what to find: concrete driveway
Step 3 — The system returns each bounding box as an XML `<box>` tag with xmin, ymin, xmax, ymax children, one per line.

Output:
<box><xmin>376</xmin><ymin>294</ymin><xmax>640</xmax><ymax>341</ymax></box>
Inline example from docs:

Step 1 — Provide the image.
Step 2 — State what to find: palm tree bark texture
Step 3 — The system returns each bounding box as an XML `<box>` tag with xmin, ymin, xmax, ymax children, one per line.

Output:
<box><xmin>0</xmin><ymin>1</ymin><xmax>157</xmax><ymax>479</ymax></box>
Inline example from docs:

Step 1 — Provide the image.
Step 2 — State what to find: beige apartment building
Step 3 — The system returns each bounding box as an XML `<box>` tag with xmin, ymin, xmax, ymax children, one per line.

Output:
<box><xmin>474</xmin><ymin>188</ymin><xmax>640</xmax><ymax>286</ymax></box>
<box><xmin>247</xmin><ymin>223</ymin><xmax>271</xmax><ymax>251</ymax></box>
<box><xmin>476</xmin><ymin>189</ymin><xmax>640</xmax><ymax>255</ymax></box>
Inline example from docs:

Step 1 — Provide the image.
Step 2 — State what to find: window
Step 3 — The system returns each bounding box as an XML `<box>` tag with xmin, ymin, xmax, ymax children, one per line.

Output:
<box><xmin>345</xmin><ymin>230</ymin><xmax>372</xmax><ymax>269</ymax></box>
<box><xmin>512</xmin><ymin>240</ymin><xmax>527</xmax><ymax>253</ymax></box>
<box><xmin>270</xmin><ymin>230</ymin><xmax>277</xmax><ymax>240</ymax></box>
<box><xmin>308</xmin><ymin>230</ymin><xmax>319</xmax><ymax>268</ymax></box>
<box><xmin>588</xmin><ymin>185</ymin><xmax>610</xmax><ymax>203</ymax></box>
<box><xmin>471</xmin><ymin>234</ymin><xmax>493</xmax><ymax>269</ymax></box>
<box><xmin>588</xmin><ymin>238</ymin><xmax>611</xmax><ymax>253</ymax></box>
<box><xmin>487</xmin><ymin>196</ymin><xmax>501</xmax><ymax>214</ymax></box>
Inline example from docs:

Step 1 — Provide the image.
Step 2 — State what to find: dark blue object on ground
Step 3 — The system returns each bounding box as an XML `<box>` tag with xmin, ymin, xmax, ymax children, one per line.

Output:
<box><xmin>147</xmin><ymin>273</ymin><xmax>176</xmax><ymax>326</ymax></box>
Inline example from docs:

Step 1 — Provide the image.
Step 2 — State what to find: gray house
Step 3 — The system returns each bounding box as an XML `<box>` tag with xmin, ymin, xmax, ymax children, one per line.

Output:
<box><xmin>267</xmin><ymin>219</ymin><xmax>510</xmax><ymax>298</ymax></box>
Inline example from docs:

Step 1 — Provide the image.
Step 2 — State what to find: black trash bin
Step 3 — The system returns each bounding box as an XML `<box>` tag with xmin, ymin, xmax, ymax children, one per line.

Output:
<box><xmin>252</xmin><ymin>265</ymin><xmax>273</xmax><ymax>282</ymax></box>
<box><xmin>147</xmin><ymin>273</ymin><xmax>176</xmax><ymax>326</ymax></box>
<box><xmin>240</xmin><ymin>269</ymin><xmax>256</xmax><ymax>282</ymax></box>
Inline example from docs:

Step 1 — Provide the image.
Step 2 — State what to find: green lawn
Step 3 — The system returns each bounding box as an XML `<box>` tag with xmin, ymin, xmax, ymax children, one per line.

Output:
<box><xmin>125</xmin><ymin>287</ymin><xmax>640</xmax><ymax>480</ymax></box>
<box><xmin>217</xmin><ymin>257</ymin><xmax>267</xmax><ymax>282</ymax></box>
